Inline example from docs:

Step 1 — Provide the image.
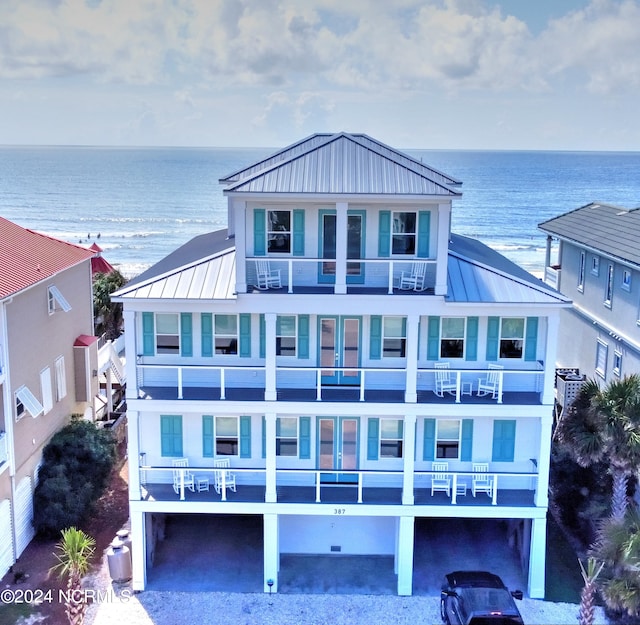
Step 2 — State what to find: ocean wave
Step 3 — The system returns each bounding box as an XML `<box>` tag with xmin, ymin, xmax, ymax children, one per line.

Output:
<box><xmin>490</xmin><ymin>243</ymin><xmax>545</xmax><ymax>252</ymax></box>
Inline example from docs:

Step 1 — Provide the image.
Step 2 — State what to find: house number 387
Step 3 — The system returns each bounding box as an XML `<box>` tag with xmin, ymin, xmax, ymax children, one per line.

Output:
<box><xmin>333</xmin><ymin>508</ymin><xmax>346</xmax><ymax>515</ymax></box>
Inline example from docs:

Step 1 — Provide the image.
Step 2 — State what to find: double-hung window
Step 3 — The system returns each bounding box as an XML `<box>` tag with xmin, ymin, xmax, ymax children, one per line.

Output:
<box><xmin>604</xmin><ymin>264</ymin><xmax>614</xmax><ymax>308</ymax></box>
<box><xmin>267</xmin><ymin>210</ymin><xmax>291</xmax><ymax>254</ymax></box>
<box><xmin>276</xmin><ymin>316</ymin><xmax>296</xmax><ymax>356</ymax></box>
<box><xmin>215</xmin><ymin>416</ymin><xmax>239</xmax><ymax>455</ymax></box>
<box><xmin>622</xmin><ymin>269</ymin><xmax>632</xmax><ymax>292</ymax></box>
<box><xmin>40</xmin><ymin>367</ymin><xmax>53</xmax><ymax>414</ymax></box>
<box><xmin>578</xmin><ymin>251</ymin><xmax>586</xmax><ymax>292</ymax></box>
<box><xmin>499</xmin><ymin>318</ymin><xmax>525</xmax><ymax>359</ymax></box>
<box><xmin>392</xmin><ymin>212</ymin><xmax>416</xmax><ymax>255</ymax></box>
<box><xmin>591</xmin><ymin>256</ymin><xmax>600</xmax><ymax>276</ymax></box>
<box><xmin>440</xmin><ymin>317</ymin><xmax>465</xmax><ymax>359</ymax></box>
<box><xmin>156</xmin><ymin>313</ymin><xmax>180</xmax><ymax>354</ymax></box>
<box><xmin>382</xmin><ymin>317</ymin><xmax>406</xmax><ymax>358</ymax></box>
<box><xmin>595</xmin><ymin>340</ymin><xmax>608</xmax><ymax>378</ymax></box>
<box><xmin>54</xmin><ymin>356</ymin><xmax>67</xmax><ymax>401</ymax></box>
<box><xmin>380</xmin><ymin>419</ymin><xmax>403</xmax><ymax>458</ymax></box>
<box><xmin>613</xmin><ymin>350</ymin><xmax>622</xmax><ymax>377</ymax></box>
<box><xmin>276</xmin><ymin>417</ymin><xmax>298</xmax><ymax>456</ymax></box>
<box><xmin>436</xmin><ymin>419</ymin><xmax>460</xmax><ymax>459</ymax></box>
<box><xmin>215</xmin><ymin>315</ymin><xmax>238</xmax><ymax>355</ymax></box>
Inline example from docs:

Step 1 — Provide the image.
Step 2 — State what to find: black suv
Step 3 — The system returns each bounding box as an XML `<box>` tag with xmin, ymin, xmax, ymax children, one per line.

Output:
<box><xmin>440</xmin><ymin>570</ymin><xmax>524</xmax><ymax>625</ymax></box>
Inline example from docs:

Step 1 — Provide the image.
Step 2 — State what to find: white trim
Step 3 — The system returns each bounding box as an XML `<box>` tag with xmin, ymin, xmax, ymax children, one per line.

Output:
<box><xmin>15</xmin><ymin>385</ymin><xmax>44</xmax><ymax>419</ymax></box>
<box><xmin>47</xmin><ymin>285</ymin><xmax>72</xmax><ymax>313</ymax></box>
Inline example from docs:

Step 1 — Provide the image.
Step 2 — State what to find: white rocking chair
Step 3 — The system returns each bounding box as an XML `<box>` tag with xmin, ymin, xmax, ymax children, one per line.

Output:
<box><xmin>431</xmin><ymin>461</ymin><xmax>451</xmax><ymax>496</ymax></box>
<box><xmin>434</xmin><ymin>362</ymin><xmax>457</xmax><ymax>397</ymax></box>
<box><xmin>255</xmin><ymin>260</ymin><xmax>282</xmax><ymax>290</ymax></box>
<box><xmin>214</xmin><ymin>458</ymin><xmax>237</xmax><ymax>494</ymax></box>
<box><xmin>398</xmin><ymin>262</ymin><xmax>427</xmax><ymax>291</ymax></box>
<box><xmin>477</xmin><ymin>364</ymin><xmax>503</xmax><ymax>399</ymax></box>
<box><xmin>172</xmin><ymin>458</ymin><xmax>195</xmax><ymax>495</ymax></box>
<box><xmin>471</xmin><ymin>463</ymin><xmax>494</xmax><ymax>498</ymax></box>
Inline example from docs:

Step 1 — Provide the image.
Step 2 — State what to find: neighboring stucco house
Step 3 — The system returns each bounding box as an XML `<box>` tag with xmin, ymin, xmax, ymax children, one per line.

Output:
<box><xmin>0</xmin><ymin>217</ymin><xmax>96</xmax><ymax>577</ymax></box>
<box><xmin>539</xmin><ymin>203</ymin><xmax>640</xmax><ymax>384</ymax></box>
<box><xmin>115</xmin><ymin>132</ymin><xmax>570</xmax><ymax>598</ymax></box>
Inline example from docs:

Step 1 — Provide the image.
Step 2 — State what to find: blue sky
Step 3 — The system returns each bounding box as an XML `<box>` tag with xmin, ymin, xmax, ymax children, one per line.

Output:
<box><xmin>1</xmin><ymin>0</ymin><xmax>639</xmax><ymax>150</ymax></box>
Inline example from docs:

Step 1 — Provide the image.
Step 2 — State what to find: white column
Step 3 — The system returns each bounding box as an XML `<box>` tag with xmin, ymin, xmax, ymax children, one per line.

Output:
<box><xmin>335</xmin><ymin>202</ymin><xmax>348</xmax><ymax>294</ymax></box>
<box><xmin>528</xmin><ymin>517</ymin><xmax>547</xmax><ymax>598</ymax></box>
<box><xmin>435</xmin><ymin>203</ymin><xmax>450</xmax><ymax>296</ymax></box>
<box><xmin>264</xmin><ymin>513</ymin><xmax>279</xmax><ymax>593</ymax></box>
<box><xmin>396</xmin><ymin>516</ymin><xmax>415</xmax><ymax>596</ymax></box>
<box><xmin>265</xmin><ymin>412</ymin><xmax>277</xmax><ymax>503</ymax></box>
<box><xmin>542</xmin><ymin>314</ymin><xmax>560</xmax><ymax>405</ymax></box>
<box><xmin>404</xmin><ymin>315</ymin><xmax>419</xmax><ymax>403</ymax></box>
<box><xmin>234</xmin><ymin>199</ymin><xmax>247</xmax><ymax>293</ymax></box>
<box><xmin>535</xmin><ymin>414</ymin><xmax>552</xmax><ymax>507</ymax></box>
<box><xmin>265</xmin><ymin>313</ymin><xmax>277</xmax><ymax>401</ymax></box>
<box><xmin>544</xmin><ymin>235</ymin><xmax>552</xmax><ymax>268</ymax></box>
<box><xmin>130</xmin><ymin>509</ymin><xmax>147</xmax><ymax>591</ymax></box>
<box><xmin>127</xmin><ymin>410</ymin><xmax>141</xmax><ymax>498</ymax></box>
<box><xmin>123</xmin><ymin>309</ymin><xmax>137</xmax><ymax>400</ymax></box>
<box><xmin>402</xmin><ymin>415</ymin><xmax>416</xmax><ymax>505</ymax></box>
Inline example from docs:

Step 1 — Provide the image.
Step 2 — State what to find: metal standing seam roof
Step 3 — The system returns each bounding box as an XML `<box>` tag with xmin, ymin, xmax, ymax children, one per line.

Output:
<box><xmin>539</xmin><ymin>202</ymin><xmax>640</xmax><ymax>267</ymax></box>
<box><xmin>220</xmin><ymin>132</ymin><xmax>462</xmax><ymax>197</ymax></box>
<box><xmin>0</xmin><ymin>217</ymin><xmax>95</xmax><ymax>300</ymax></box>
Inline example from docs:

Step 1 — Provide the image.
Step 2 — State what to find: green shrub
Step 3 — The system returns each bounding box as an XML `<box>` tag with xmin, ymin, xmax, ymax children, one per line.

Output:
<box><xmin>34</xmin><ymin>419</ymin><xmax>115</xmax><ymax>537</ymax></box>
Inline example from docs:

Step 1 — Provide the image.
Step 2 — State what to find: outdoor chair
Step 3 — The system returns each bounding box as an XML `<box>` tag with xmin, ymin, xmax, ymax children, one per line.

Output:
<box><xmin>477</xmin><ymin>364</ymin><xmax>503</xmax><ymax>399</ymax></box>
<box><xmin>172</xmin><ymin>458</ymin><xmax>195</xmax><ymax>495</ymax></box>
<box><xmin>471</xmin><ymin>463</ymin><xmax>494</xmax><ymax>498</ymax></box>
<box><xmin>214</xmin><ymin>458</ymin><xmax>237</xmax><ymax>494</ymax></box>
<box><xmin>398</xmin><ymin>262</ymin><xmax>427</xmax><ymax>291</ymax></box>
<box><xmin>434</xmin><ymin>362</ymin><xmax>457</xmax><ymax>397</ymax></box>
<box><xmin>431</xmin><ymin>461</ymin><xmax>451</xmax><ymax>497</ymax></box>
<box><xmin>255</xmin><ymin>260</ymin><xmax>282</xmax><ymax>290</ymax></box>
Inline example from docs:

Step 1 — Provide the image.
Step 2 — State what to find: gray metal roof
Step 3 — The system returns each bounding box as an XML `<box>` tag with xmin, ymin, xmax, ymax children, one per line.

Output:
<box><xmin>539</xmin><ymin>203</ymin><xmax>640</xmax><ymax>267</ymax></box>
<box><xmin>221</xmin><ymin>132</ymin><xmax>462</xmax><ymax>197</ymax></box>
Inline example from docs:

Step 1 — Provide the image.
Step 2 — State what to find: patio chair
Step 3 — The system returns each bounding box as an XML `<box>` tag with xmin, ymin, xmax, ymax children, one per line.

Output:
<box><xmin>434</xmin><ymin>362</ymin><xmax>457</xmax><ymax>397</ymax></box>
<box><xmin>255</xmin><ymin>260</ymin><xmax>282</xmax><ymax>290</ymax></box>
<box><xmin>471</xmin><ymin>463</ymin><xmax>494</xmax><ymax>498</ymax></box>
<box><xmin>398</xmin><ymin>262</ymin><xmax>427</xmax><ymax>292</ymax></box>
<box><xmin>214</xmin><ymin>458</ymin><xmax>237</xmax><ymax>494</ymax></box>
<box><xmin>431</xmin><ymin>461</ymin><xmax>451</xmax><ymax>497</ymax></box>
<box><xmin>172</xmin><ymin>458</ymin><xmax>195</xmax><ymax>495</ymax></box>
<box><xmin>477</xmin><ymin>364</ymin><xmax>503</xmax><ymax>399</ymax></box>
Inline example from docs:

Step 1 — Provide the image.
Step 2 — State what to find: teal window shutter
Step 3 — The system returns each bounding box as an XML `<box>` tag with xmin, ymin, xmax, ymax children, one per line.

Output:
<box><xmin>240</xmin><ymin>415</ymin><xmax>251</xmax><ymax>458</ymax></box>
<box><xmin>262</xmin><ymin>416</ymin><xmax>266</xmax><ymax>459</ymax></box>
<box><xmin>239</xmin><ymin>314</ymin><xmax>251</xmax><ymax>358</ymax></box>
<box><xmin>202</xmin><ymin>415</ymin><xmax>214</xmax><ymax>458</ymax></box>
<box><xmin>427</xmin><ymin>316</ymin><xmax>440</xmax><ymax>360</ymax></box>
<box><xmin>378</xmin><ymin>211</ymin><xmax>390</xmax><ymax>257</ymax></box>
<box><xmin>180</xmin><ymin>313</ymin><xmax>193</xmax><ymax>357</ymax></box>
<box><xmin>299</xmin><ymin>416</ymin><xmax>311</xmax><ymax>459</ymax></box>
<box><xmin>492</xmin><ymin>420</ymin><xmax>516</xmax><ymax>462</ymax></box>
<box><xmin>254</xmin><ymin>209</ymin><xmax>266</xmax><ymax>256</ymax></box>
<box><xmin>423</xmin><ymin>418</ymin><xmax>435</xmax><ymax>461</ymax></box>
<box><xmin>367</xmin><ymin>418</ymin><xmax>380</xmax><ymax>460</ymax></box>
<box><xmin>466</xmin><ymin>317</ymin><xmax>479</xmax><ymax>361</ymax></box>
<box><xmin>370</xmin><ymin>316</ymin><xmax>382</xmax><ymax>360</ymax></box>
<box><xmin>460</xmin><ymin>419</ymin><xmax>473</xmax><ymax>461</ymax></box>
<box><xmin>486</xmin><ymin>317</ymin><xmax>500</xmax><ymax>361</ymax></box>
<box><xmin>160</xmin><ymin>415</ymin><xmax>182</xmax><ymax>457</ymax></box>
<box><xmin>525</xmin><ymin>317</ymin><xmax>538</xmax><ymax>361</ymax></box>
<box><xmin>298</xmin><ymin>315</ymin><xmax>309</xmax><ymax>359</ymax></box>
<box><xmin>293</xmin><ymin>209</ymin><xmax>305</xmax><ymax>256</ymax></box>
<box><xmin>142</xmin><ymin>312</ymin><xmax>155</xmax><ymax>356</ymax></box>
<box><xmin>417</xmin><ymin>211</ymin><xmax>431</xmax><ymax>258</ymax></box>
<box><xmin>201</xmin><ymin>313</ymin><xmax>213</xmax><ymax>357</ymax></box>
<box><xmin>259</xmin><ymin>314</ymin><xmax>265</xmax><ymax>358</ymax></box>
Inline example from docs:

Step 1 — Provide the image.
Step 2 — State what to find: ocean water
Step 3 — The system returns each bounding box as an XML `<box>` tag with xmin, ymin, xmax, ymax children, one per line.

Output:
<box><xmin>1</xmin><ymin>145</ymin><xmax>639</xmax><ymax>278</ymax></box>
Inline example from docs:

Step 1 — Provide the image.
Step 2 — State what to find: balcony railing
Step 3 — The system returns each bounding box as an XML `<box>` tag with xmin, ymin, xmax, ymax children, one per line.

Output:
<box><xmin>141</xmin><ymin>465</ymin><xmax>540</xmax><ymax>508</ymax></box>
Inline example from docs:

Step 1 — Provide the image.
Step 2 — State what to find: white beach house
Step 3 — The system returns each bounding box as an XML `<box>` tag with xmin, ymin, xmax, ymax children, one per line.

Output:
<box><xmin>115</xmin><ymin>132</ymin><xmax>570</xmax><ymax>597</ymax></box>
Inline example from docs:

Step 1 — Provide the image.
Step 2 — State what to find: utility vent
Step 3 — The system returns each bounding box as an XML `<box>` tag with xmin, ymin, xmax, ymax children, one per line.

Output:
<box><xmin>330</xmin><ymin>545</ymin><xmax>341</xmax><ymax>553</ymax></box>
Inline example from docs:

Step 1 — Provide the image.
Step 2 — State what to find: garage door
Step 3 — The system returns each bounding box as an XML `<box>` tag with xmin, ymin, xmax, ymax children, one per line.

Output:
<box><xmin>0</xmin><ymin>499</ymin><xmax>14</xmax><ymax>578</ymax></box>
<box><xmin>14</xmin><ymin>477</ymin><xmax>34</xmax><ymax>558</ymax></box>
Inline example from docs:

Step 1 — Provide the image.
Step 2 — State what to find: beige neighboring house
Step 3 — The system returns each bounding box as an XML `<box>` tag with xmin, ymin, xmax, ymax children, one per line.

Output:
<box><xmin>0</xmin><ymin>217</ymin><xmax>96</xmax><ymax>577</ymax></box>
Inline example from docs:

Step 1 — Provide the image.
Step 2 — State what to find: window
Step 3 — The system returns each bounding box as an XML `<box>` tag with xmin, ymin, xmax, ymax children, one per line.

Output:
<box><xmin>156</xmin><ymin>313</ymin><xmax>180</xmax><ymax>354</ymax></box>
<box><xmin>215</xmin><ymin>416</ymin><xmax>238</xmax><ymax>455</ymax></box>
<box><xmin>276</xmin><ymin>316</ymin><xmax>296</xmax><ymax>356</ymax></box>
<box><xmin>622</xmin><ymin>269</ymin><xmax>632</xmax><ymax>292</ymax></box>
<box><xmin>613</xmin><ymin>350</ymin><xmax>622</xmax><ymax>377</ymax></box>
<box><xmin>382</xmin><ymin>317</ymin><xmax>406</xmax><ymax>358</ymax></box>
<box><xmin>215</xmin><ymin>315</ymin><xmax>238</xmax><ymax>355</ymax></box>
<box><xmin>605</xmin><ymin>264</ymin><xmax>614</xmax><ymax>307</ymax></box>
<box><xmin>40</xmin><ymin>367</ymin><xmax>53</xmax><ymax>414</ymax></box>
<box><xmin>54</xmin><ymin>356</ymin><xmax>67</xmax><ymax>401</ymax></box>
<box><xmin>267</xmin><ymin>210</ymin><xmax>291</xmax><ymax>253</ymax></box>
<box><xmin>276</xmin><ymin>417</ymin><xmax>298</xmax><ymax>456</ymax></box>
<box><xmin>499</xmin><ymin>318</ymin><xmax>525</xmax><ymax>359</ymax></box>
<box><xmin>595</xmin><ymin>340</ymin><xmax>608</xmax><ymax>378</ymax></box>
<box><xmin>380</xmin><ymin>419</ymin><xmax>403</xmax><ymax>458</ymax></box>
<box><xmin>440</xmin><ymin>317</ymin><xmax>465</xmax><ymax>359</ymax></box>
<box><xmin>392</xmin><ymin>212</ymin><xmax>416</xmax><ymax>255</ymax></box>
<box><xmin>47</xmin><ymin>285</ymin><xmax>71</xmax><ymax>314</ymax></box>
<box><xmin>591</xmin><ymin>256</ymin><xmax>600</xmax><ymax>276</ymax></box>
<box><xmin>436</xmin><ymin>420</ymin><xmax>460</xmax><ymax>459</ymax></box>
<box><xmin>578</xmin><ymin>252</ymin><xmax>586</xmax><ymax>292</ymax></box>
<box><xmin>160</xmin><ymin>415</ymin><xmax>183</xmax><ymax>457</ymax></box>
<box><xmin>15</xmin><ymin>386</ymin><xmax>44</xmax><ymax>420</ymax></box>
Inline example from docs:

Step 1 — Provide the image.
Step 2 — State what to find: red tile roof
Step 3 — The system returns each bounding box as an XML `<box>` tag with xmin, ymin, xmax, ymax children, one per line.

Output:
<box><xmin>0</xmin><ymin>217</ymin><xmax>95</xmax><ymax>299</ymax></box>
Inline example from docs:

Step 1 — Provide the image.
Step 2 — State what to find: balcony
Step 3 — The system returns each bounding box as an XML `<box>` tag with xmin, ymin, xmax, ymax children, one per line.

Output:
<box><xmin>135</xmin><ymin>362</ymin><xmax>546</xmax><ymax>406</ymax></box>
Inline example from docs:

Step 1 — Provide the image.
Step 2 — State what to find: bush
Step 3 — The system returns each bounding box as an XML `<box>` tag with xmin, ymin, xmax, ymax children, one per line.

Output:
<box><xmin>34</xmin><ymin>419</ymin><xmax>116</xmax><ymax>537</ymax></box>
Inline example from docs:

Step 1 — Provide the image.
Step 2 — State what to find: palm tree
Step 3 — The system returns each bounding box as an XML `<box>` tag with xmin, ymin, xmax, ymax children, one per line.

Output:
<box><xmin>578</xmin><ymin>557</ymin><xmax>605</xmax><ymax>625</ymax></box>
<box><xmin>556</xmin><ymin>374</ymin><xmax>640</xmax><ymax>521</ymax></box>
<box><xmin>51</xmin><ymin>527</ymin><xmax>96</xmax><ymax>625</ymax></box>
<box><xmin>93</xmin><ymin>270</ymin><xmax>126</xmax><ymax>340</ymax></box>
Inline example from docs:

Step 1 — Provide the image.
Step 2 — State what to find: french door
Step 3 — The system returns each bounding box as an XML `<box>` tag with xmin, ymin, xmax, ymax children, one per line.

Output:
<box><xmin>319</xmin><ymin>210</ymin><xmax>365</xmax><ymax>284</ymax></box>
<box><xmin>319</xmin><ymin>316</ymin><xmax>361</xmax><ymax>385</ymax></box>
<box><xmin>318</xmin><ymin>417</ymin><xmax>359</xmax><ymax>483</ymax></box>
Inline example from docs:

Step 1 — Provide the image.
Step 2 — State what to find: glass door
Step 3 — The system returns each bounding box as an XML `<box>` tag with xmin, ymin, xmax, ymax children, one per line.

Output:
<box><xmin>319</xmin><ymin>316</ymin><xmax>361</xmax><ymax>385</ymax></box>
<box><xmin>319</xmin><ymin>211</ymin><xmax>365</xmax><ymax>284</ymax></box>
<box><xmin>318</xmin><ymin>417</ymin><xmax>359</xmax><ymax>483</ymax></box>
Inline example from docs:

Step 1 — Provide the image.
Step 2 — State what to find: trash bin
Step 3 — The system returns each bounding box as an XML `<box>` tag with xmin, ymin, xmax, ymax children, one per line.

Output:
<box><xmin>107</xmin><ymin>538</ymin><xmax>132</xmax><ymax>583</ymax></box>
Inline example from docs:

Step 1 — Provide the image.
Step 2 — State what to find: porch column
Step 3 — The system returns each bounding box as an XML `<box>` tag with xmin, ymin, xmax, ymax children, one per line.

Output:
<box><xmin>542</xmin><ymin>314</ymin><xmax>560</xmax><ymax>405</ymax></box>
<box><xmin>105</xmin><ymin>365</ymin><xmax>114</xmax><ymax>414</ymax></box>
<box><xmin>265</xmin><ymin>412</ymin><xmax>277</xmax><ymax>503</ymax></box>
<box><xmin>435</xmin><ymin>203</ymin><xmax>450</xmax><ymax>296</ymax></box>
<box><xmin>528</xmin><ymin>516</ymin><xmax>547</xmax><ymax>598</ymax></box>
<box><xmin>264</xmin><ymin>513</ymin><xmax>279</xmax><ymax>593</ymax></box>
<box><xmin>402</xmin><ymin>415</ymin><xmax>416</xmax><ymax>505</ymax></box>
<box><xmin>535</xmin><ymin>414</ymin><xmax>552</xmax><ymax>508</ymax></box>
<box><xmin>334</xmin><ymin>202</ymin><xmax>348</xmax><ymax>294</ymax></box>
<box><xmin>264</xmin><ymin>313</ymin><xmax>277</xmax><ymax>401</ymax></box>
<box><xmin>544</xmin><ymin>235</ymin><xmax>552</xmax><ymax>268</ymax></box>
<box><xmin>404</xmin><ymin>315</ymin><xmax>419</xmax><ymax>403</ymax></box>
<box><xmin>127</xmin><ymin>410</ymin><xmax>141</xmax><ymax>499</ymax></box>
<box><xmin>396</xmin><ymin>516</ymin><xmax>415</xmax><ymax>596</ymax></box>
<box><xmin>233</xmin><ymin>199</ymin><xmax>248</xmax><ymax>293</ymax></box>
<box><xmin>124</xmin><ymin>310</ymin><xmax>137</xmax><ymax>401</ymax></box>
<box><xmin>130</xmin><ymin>509</ymin><xmax>147</xmax><ymax>591</ymax></box>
